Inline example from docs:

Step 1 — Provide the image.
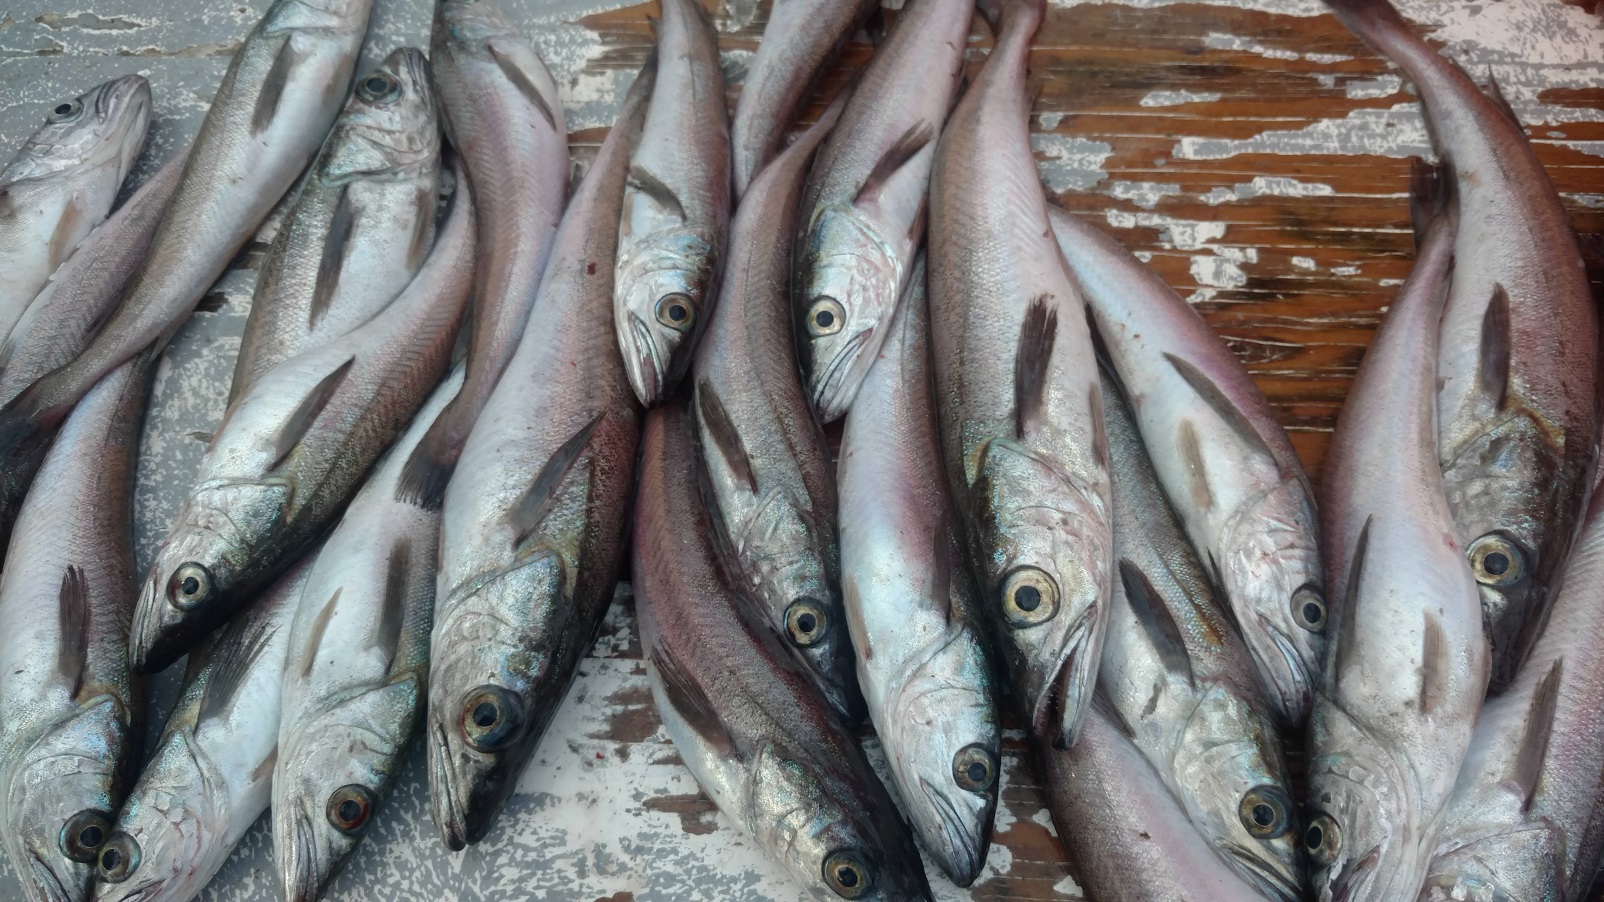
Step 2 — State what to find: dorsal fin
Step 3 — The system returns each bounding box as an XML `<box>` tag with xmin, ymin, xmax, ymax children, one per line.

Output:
<box><xmin>1515</xmin><ymin>657</ymin><xmax>1562</xmax><ymax>809</ymax></box>
<box><xmin>57</xmin><ymin>566</ymin><xmax>90</xmax><ymax>699</ymax></box>
<box><xmin>1014</xmin><ymin>294</ymin><xmax>1057</xmax><ymax>439</ymax></box>
<box><xmin>378</xmin><ymin>537</ymin><xmax>411</xmax><ymax>674</ymax></box>
<box><xmin>931</xmin><ymin>508</ymin><xmax>954</xmax><ymax>624</ymax></box>
<box><xmin>628</xmin><ymin>165</ymin><xmax>686</xmax><ymax>221</ymax></box>
<box><xmin>650</xmin><ymin>642</ymin><xmax>734</xmax><ymax>754</ymax></box>
<box><xmin>200</xmin><ymin>611</ymin><xmax>278</xmax><ymax>724</ymax></box>
<box><xmin>1119</xmin><ymin>559</ymin><xmax>1193</xmax><ymax>688</ymax></box>
<box><xmin>269</xmin><ymin>357</ymin><xmax>354</xmax><ymax>472</ymax></box>
<box><xmin>1334</xmin><ymin>516</ymin><xmax>1372</xmax><ymax>686</ymax></box>
<box><xmin>251</xmin><ymin>38</ymin><xmax>303</xmax><ymax>137</ymax></box>
<box><xmin>299</xmin><ymin>587</ymin><xmax>341</xmax><ymax>679</ymax></box>
<box><xmin>696</xmin><ymin>381</ymin><xmax>757</xmax><ymax>494</ymax></box>
<box><xmin>1484</xmin><ymin>69</ymin><xmax>1523</xmax><ymax>130</ymax></box>
<box><xmin>1164</xmin><ymin>353</ymin><xmax>1279</xmax><ymax>468</ymax></box>
<box><xmin>1478</xmin><ymin>285</ymin><xmax>1511</xmax><ymax>411</ymax></box>
<box><xmin>855</xmin><ymin>122</ymin><xmax>936</xmax><ymax>207</ymax></box>
<box><xmin>490</xmin><ymin>42</ymin><xmax>558</xmax><ymax>132</ymax></box>
<box><xmin>1418</xmin><ymin>610</ymin><xmax>1449</xmax><ymax>714</ymax></box>
<box><xmin>508</xmin><ymin>413</ymin><xmax>604</xmax><ymax>549</ymax></box>
<box><xmin>309</xmin><ymin>184</ymin><xmax>356</xmax><ymax>327</ymax></box>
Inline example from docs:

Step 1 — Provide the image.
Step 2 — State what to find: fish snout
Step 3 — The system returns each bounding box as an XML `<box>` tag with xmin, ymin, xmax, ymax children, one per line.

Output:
<box><xmin>1252</xmin><ymin>615</ymin><xmax>1314</xmax><ymax>727</ymax></box>
<box><xmin>916</xmin><ymin>777</ymin><xmax>987</xmax><ymax>886</ymax></box>
<box><xmin>808</xmin><ymin>328</ymin><xmax>871</xmax><ymax>424</ymax></box>
<box><xmin>623</xmin><ymin>313</ymin><xmax>665</xmax><ymax>406</ymax></box>
<box><xmin>426</xmin><ymin>717</ymin><xmax>469</xmax><ymax>851</ymax></box>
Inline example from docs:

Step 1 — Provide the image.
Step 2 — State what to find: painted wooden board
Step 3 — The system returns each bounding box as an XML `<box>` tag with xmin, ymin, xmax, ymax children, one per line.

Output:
<box><xmin>0</xmin><ymin>0</ymin><xmax>1599</xmax><ymax>899</ymax></box>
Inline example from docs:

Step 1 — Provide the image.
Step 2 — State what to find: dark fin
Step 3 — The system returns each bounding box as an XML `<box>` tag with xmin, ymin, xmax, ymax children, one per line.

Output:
<box><xmin>650</xmin><ymin>642</ymin><xmax>734</xmax><ymax>754</ymax></box>
<box><xmin>1477</xmin><ymin>285</ymin><xmax>1511</xmax><ymax>411</ymax></box>
<box><xmin>854</xmin><ymin>122</ymin><xmax>936</xmax><ymax>206</ymax></box>
<box><xmin>200</xmin><ymin>612</ymin><xmax>278</xmax><ymax>724</ymax></box>
<box><xmin>1334</xmin><ymin>517</ymin><xmax>1372</xmax><ymax>685</ymax></box>
<box><xmin>1514</xmin><ymin>658</ymin><xmax>1562</xmax><ymax>810</ymax></box>
<box><xmin>46</xmin><ymin>197</ymin><xmax>86</xmax><ymax>269</ymax></box>
<box><xmin>931</xmin><ymin>508</ymin><xmax>954</xmax><ymax>624</ymax></box>
<box><xmin>627</xmin><ymin>165</ymin><xmax>686</xmax><ymax>221</ymax></box>
<box><xmin>378</xmin><ymin>537</ymin><xmax>410</xmax><ymax>673</ymax></box>
<box><xmin>1014</xmin><ymin>295</ymin><xmax>1058</xmax><ymax>439</ymax></box>
<box><xmin>1408</xmin><ymin>157</ymin><xmax>1448</xmax><ymax>246</ymax></box>
<box><xmin>695</xmin><ymin>382</ymin><xmax>757</xmax><ymax>494</ymax></box>
<box><xmin>406</xmin><ymin>196</ymin><xmax>433</xmax><ymax>271</ymax></box>
<box><xmin>57</xmin><ymin>566</ymin><xmax>90</xmax><ymax>699</ymax></box>
<box><xmin>268</xmin><ymin>357</ymin><xmax>354</xmax><ymax>472</ymax></box>
<box><xmin>1085</xmin><ymin>304</ymin><xmax>1115</xmax><ymax>374</ymax></box>
<box><xmin>252</xmin><ymin>38</ymin><xmax>302</xmax><ymax>137</ymax></box>
<box><xmin>490</xmin><ymin>44</ymin><xmax>558</xmax><ymax>132</ymax></box>
<box><xmin>299</xmin><ymin>587</ymin><xmax>341</xmax><ymax>679</ymax></box>
<box><xmin>250</xmin><ymin>746</ymin><xmax>278</xmax><ymax>785</ymax></box>
<box><xmin>1484</xmin><ymin>70</ymin><xmax>1523</xmax><ymax>130</ymax></box>
<box><xmin>508</xmin><ymin>413</ymin><xmax>604</xmax><ymax>549</ymax></box>
<box><xmin>187</xmin><ymin>430</ymin><xmax>214</xmax><ymax>444</ymax></box>
<box><xmin>1089</xmin><ymin>382</ymin><xmax>1109</xmax><ymax>469</ymax></box>
<box><xmin>1417</xmin><ymin>611</ymin><xmax>1448</xmax><ymax>714</ymax></box>
<box><xmin>1119</xmin><ymin>559</ymin><xmax>1194</xmax><ymax>688</ymax></box>
<box><xmin>1164</xmin><ymin>353</ymin><xmax>1279</xmax><ymax>468</ymax></box>
<box><xmin>1176</xmin><ymin>420</ymin><xmax>1213</xmax><ymax>511</ymax></box>
<box><xmin>196</xmin><ymin>291</ymin><xmax>229</xmax><ymax>314</ymax></box>
<box><xmin>395</xmin><ymin>421</ymin><xmax>460</xmax><ymax>512</ymax></box>
<box><xmin>309</xmin><ymin>184</ymin><xmax>355</xmax><ymax>327</ymax></box>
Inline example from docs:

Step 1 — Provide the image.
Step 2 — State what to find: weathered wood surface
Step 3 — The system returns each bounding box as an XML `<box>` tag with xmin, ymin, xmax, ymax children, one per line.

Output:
<box><xmin>0</xmin><ymin>0</ymin><xmax>1599</xmax><ymax>899</ymax></box>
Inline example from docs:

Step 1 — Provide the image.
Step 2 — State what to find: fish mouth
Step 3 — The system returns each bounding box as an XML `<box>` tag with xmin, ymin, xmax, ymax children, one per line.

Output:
<box><xmin>624</xmin><ymin>313</ymin><xmax>665</xmax><ymax>406</ymax></box>
<box><xmin>1222</xmin><ymin>844</ymin><xmax>1301</xmax><ymax>902</ymax></box>
<box><xmin>917</xmin><ymin>777</ymin><xmax>986</xmax><ymax>886</ymax></box>
<box><xmin>1041</xmin><ymin>611</ymin><xmax>1096</xmax><ymax>748</ymax></box>
<box><xmin>26</xmin><ymin>850</ymin><xmax>74</xmax><ymax>902</ymax></box>
<box><xmin>279</xmin><ymin>804</ymin><xmax>322</xmax><ymax>902</ymax></box>
<box><xmin>96</xmin><ymin>880</ymin><xmax>160</xmax><ymax>902</ymax></box>
<box><xmin>1327</xmin><ymin>846</ymin><xmax>1380</xmax><ymax>902</ymax></box>
<box><xmin>809</xmin><ymin>329</ymin><xmax>870</xmax><ymax>423</ymax></box>
<box><xmin>1252</xmin><ymin>615</ymin><xmax>1313</xmax><ymax>727</ymax></box>
<box><xmin>427</xmin><ymin>718</ymin><xmax>468</xmax><ymax>851</ymax></box>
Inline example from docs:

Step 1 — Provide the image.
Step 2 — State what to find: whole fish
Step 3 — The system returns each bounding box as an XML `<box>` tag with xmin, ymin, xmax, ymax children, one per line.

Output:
<box><xmin>0</xmin><ymin>75</ymin><xmax>150</xmax><ymax>343</ymax></box>
<box><xmin>1047</xmin><ymin>205</ymin><xmax>1325</xmax><ymax>728</ymax></box>
<box><xmin>1307</xmin><ymin>170</ymin><xmax>1488</xmax><ymax>901</ymax></box>
<box><xmin>129</xmin><ymin>173</ymin><xmax>474</xmax><ymax>674</ymax></box>
<box><xmin>692</xmin><ymin>99</ymin><xmax>861</xmax><ymax>722</ymax></box>
<box><xmin>94</xmin><ymin>559</ymin><xmax>314</xmax><ymax>902</ymax></box>
<box><xmin>636</xmin><ymin>397</ymin><xmax>933</xmax><ymax>901</ymax></box>
<box><xmin>1327</xmin><ymin>0</ymin><xmax>1598</xmax><ymax>691</ymax></box>
<box><xmin>796</xmin><ymin>0</ymin><xmax>970</xmax><ymax>422</ymax></box>
<box><xmin>1098</xmin><ymin>371</ymin><xmax>1302</xmax><ymax>901</ymax></box>
<box><xmin>928</xmin><ymin>0</ymin><xmax>1110</xmax><ymax>748</ymax></box>
<box><xmin>0</xmin><ymin>358</ymin><xmax>148</xmax><ymax>902</ymax></box>
<box><xmin>837</xmin><ymin>257</ymin><xmax>1000</xmax><ymax>886</ymax></box>
<box><xmin>274</xmin><ymin>368</ymin><xmax>461</xmax><ymax>902</ymax></box>
<box><xmin>426</xmin><ymin>62</ymin><xmax>648</xmax><ymax>850</ymax></box>
<box><xmin>231</xmin><ymin>47</ymin><xmax>442</xmax><ymax>400</ymax></box>
<box><xmin>398</xmin><ymin>0</ymin><xmax>570</xmax><ymax>508</ymax></box>
<box><xmin>729</xmin><ymin>0</ymin><xmax>873</xmax><ymax>198</ymax></box>
<box><xmin>0</xmin><ymin>0</ymin><xmax>373</xmax><ymax>542</ymax></box>
<box><xmin>613</xmin><ymin>0</ymin><xmax>731</xmax><ymax>407</ymax></box>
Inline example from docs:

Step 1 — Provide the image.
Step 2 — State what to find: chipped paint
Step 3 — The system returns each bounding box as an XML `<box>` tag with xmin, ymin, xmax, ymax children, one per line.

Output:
<box><xmin>1033</xmin><ymin>132</ymin><xmax>1114</xmax><ymax>192</ymax></box>
<box><xmin>1139</xmin><ymin>88</ymin><xmax>1222</xmax><ymax>107</ymax></box>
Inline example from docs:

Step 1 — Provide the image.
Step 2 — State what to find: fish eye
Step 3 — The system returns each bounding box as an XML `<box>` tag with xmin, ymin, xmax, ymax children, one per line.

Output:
<box><xmin>97</xmin><ymin>833</ymin><xmax>140</xmax><ymax>882</ymax></box>
<box><xmin>952</xmin><ymin>744</ymin><xmax>997</xmax><ymax>793</ymax></box>
<box><xmin>459</xmin><ymin>684</ymin><xmax>525</xmax><ymax>752</ymax></box>
<box><xmin>59</xmin><ymin>809</ymin><xmax>113</xmax><ymax>862</ymax></box>
<box><xmin>784</xmin><ymin>598</ymin><xmax>828</xmax><ymax>648</ymax></box>
<box><xmin>1304</xmin><ymin>814</ymin><xmax>1341</xmax><ymax>866</ymax></box>
<box><xmin>1238</xmin><ymin>786</ymin><xmax>1291</xmax><ymax>839</ymax></box>
<box><xmin>357</xmin><ymin>71</ymin><xmax>401</xmax><ymax>104</ymax></box>
<box><xmin>167</xmin><ymin>562</ymin><xmax>214</xmax><ymax>610</ymax></box>
<box><xmin>822</xmin><ymin>850</ymin><xmax>872</xmax><ymax>898</ymax></box>
<box><xmin>1468</xmin><ymin>534</ymin><xmax>1527</xmax><ymax>588</ymax></box>
<box><xmin>806</xmin><ymin>297</ymin><xmax>845</xmax><ymax>337</ymax></box>
<box><xmin>326</xmin><ymin>784</ymin><xmax>378</xmax><ymax>835</ymax></box>
<box><xmin>48</xmin><ymin>100</ymin><xmax>82</xmax><ymax>123</ymax></box>
<box><xmin>655</xmin><ymin>294</ymin><xmax>696</xmax><ymax>332</ymax></box>
<box><xmin>1292</xmin><ymin>585</ymin><xmax>1326</xmax><ymax>632</ymax></box>
<box><xmin>1000</xmin><ymin>566</ymin><xmax>1059</xmax><ymax>628</ymax></box>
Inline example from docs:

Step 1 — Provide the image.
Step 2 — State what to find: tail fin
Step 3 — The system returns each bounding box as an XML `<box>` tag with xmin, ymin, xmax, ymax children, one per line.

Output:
<box><xmin>395</xmin><ymin>407</ymin><xmax>465</xmax><ymax>510</ymax></box>
<box><xmin>978</xmin><ymin>0</ymin><xmax>1045</xmax><ymax>35</ymax></box>
<box><xmin>1408</xmin><ymin>156</ymin><xmax>1456</xmax><ymax>246</ymax></box>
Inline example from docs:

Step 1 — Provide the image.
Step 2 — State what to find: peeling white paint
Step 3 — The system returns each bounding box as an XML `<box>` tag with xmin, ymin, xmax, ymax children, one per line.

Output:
<box><xmin>1204</xmin><ymin>31</ymin><xmax>1300</xmax><ymax>61</ymax></box>
<box><xmin>1111</xmin><ymin>181</ymin><xmax>1183</xmax><ymax>209</ymax></box>
<box><xmin>1106</xmin><ymin>211</ymin><xmax>1228</xmax><ymax>251</ymax></box>
<box><xmin>1203</xmin><ymin>176</ymin><xmax>1337</xmax><ymax>205</ymax></box>
<box><xmin>1303</xmin><ymin>51</ymin><xmax>1354</xmax><ymax>64</ymax></box>
<box><xmin>1333</xmin><ymin>265</ymin><xmax>1361</xmax><ymax>276</ymax></box>
<box><xmin>1175</xmin><ymin>103</ymin><xmax>1432</xmax><ymax>161</ymax></box>
<box><xmin>1139</xmin><ymin>88</ymin><xmax>1222</xmax><ymax>107</ymax></box>
<box><xmin>1345</xmin><ymin>74</ymin><xmax>1403</xmax><ymax>99</ymax></box>
<box><xmin>1292</xmin><ymin>256</ymin><xmax>1317</xmax><ymax>270</ymax></box>
<box><xmin>1033</xmin><ymin>133</ymin><xmax>1114</xmax><ymax>192</ymax></box>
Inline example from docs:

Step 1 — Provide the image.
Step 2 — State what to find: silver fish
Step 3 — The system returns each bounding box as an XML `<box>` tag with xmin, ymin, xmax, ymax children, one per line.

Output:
<box><xmin>94</xmin><ymin>559</ymin><xmax>315</xmax><ymax>902</ymax></box>
<box><xmin>231</xmin><ymin>47</ymin><xmax>442</xmax><ymax>401</ymax></box>
<box><xmin>1307</xmin><ymin>171</ymin><xmax>1488</xmax><ymax>901</ymax></box>
<box><xmin>1048</xmin><ymin>204</ymin><xmax>1325</xmax><ymax>728</ymax></box>
<box><xmin>274</xmin><ymin>367</ymin><xmax>461</xmax><ymax>902</ymax></box>
<box><xmin>691</xmin><ymin>99</ymin><xmax>861</xmax><ymax>721</ymax></box>
<box><xmin>397</xmin><ymin>0</ymin><xmax>570</xmax><ymax>508</ymax></box>
<box><xmin>129</xmin><ymin>171</ymin><xmax>474</xmax><ymax>674</ymax></box>
<box><xmin>426</xmin><ymin>63</ymin><xmax>648</xmax><ymax>850</ymax></box>
<box><xmin>0</xmin><ymin>358</ymin><xmax>147</xmax><ymax>902</ymax></box>
<box><xmin>796</xmin><ymin>0</ymin><xmax>970</xmax><ymax>422</ymax></box>
<box><xmin>837</xmin><ymin>257</ymin><xmax>1000</xmax><ymax>886</ymax></box>
<box><xmin>1327</xmin><ymin>0</ymin><xmax>1598</xmax><ymax>691</ymax></box>
<box><xmin>613</xmin><ymin>0</ymin><xmax>731</xmax><ymax>406</ymax></box>
<box><xmin>636</xmin><ymin>397</ymin><xmax>934</xmax><ymax>902</ymax></box>
<box><xmin>929</xmin><ymin>0</ymin><xmax>1110</xmax><ymax>748</ymax></box>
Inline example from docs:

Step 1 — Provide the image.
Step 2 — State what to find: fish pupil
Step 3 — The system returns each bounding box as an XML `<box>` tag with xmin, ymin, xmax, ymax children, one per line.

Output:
<box><xmin>667</xmin><ymin>303</ymin><xmax>687</xmax><ymax>322</ymax></box>
<box><xmin>1306</xmin><ymin>824</ymin><xmax>1323</xmax><ymax>849</ymax></box>
<box><xmin>181</xmin><ymin>576</ymin><xmax>200</xmax><ymax>596</ymax></box>
<box><xmin>338</xmin><ymin>800</ymin><xmax>361</xmax><ymax>823</ymax></box>
<box><xmin>101</xmin><ymin>848</ymin><xmax>119</xmax><ymax>870</ymax></box>
<box><xmin>1302</xmin><ymin>602</ymin><xmax>1322</xmax><ymax>623</ymax></box>
<box><xmin>1484</xmin><ymin>552</ymin><xmax>1510</xmax><ymax>576</ymax></box>
<box><xmin>79</xmin><ymin>825</ymin><xmax>103</xmax><ymax>848</ymax></box>
<box><xmin>1252</xmin><ymin>804</ymin><xmax>1273</xmax><ymax>826</ymax></box>
<box><xmin>797</xmin><ymin>612</ymin><xmax>817</xmax><ymax>634</ymax></box>
<box><xmin>815</xmin><ymin>310</ymin><xmax>834</xmax><ymax>328</ymax></box>
<box><xmin>473</xmin><ymin>701</ymin><xmax>499</xmax><ymax>728</ymax></box>
<box><xmin>54</xmin><ymin>103</ymin><xmax>72</xmax><ymax>115</ymax></box>
<box><xmin>967</xmin><ymin>762</ymin><xmax>987</xmax><ymax>783</ymax></box>
<box><xmin>365</xmin><ymin>76</ymin><xmax>389</xmax><ymax>93</ymax></box>
<box><xmin>837</xmin><ymin>867</ymin><xmax>858</xmax><ymax>887</ymax></box>
<box><xmin>1015</xmin><ymin>586</ymin><xmax>1041</xmax><ymax>612</ymax></box>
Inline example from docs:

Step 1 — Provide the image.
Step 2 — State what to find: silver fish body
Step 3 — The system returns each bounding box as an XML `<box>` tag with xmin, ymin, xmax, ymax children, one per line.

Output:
<box><xmin>796</xmin><ymin>0</ymin><xmax>970</xmax><ymax>422</ymax></box>
<box><xmin>614</xmin><ymin>0</ymin><xmax>731</xmax><ymax>406</ymax></box>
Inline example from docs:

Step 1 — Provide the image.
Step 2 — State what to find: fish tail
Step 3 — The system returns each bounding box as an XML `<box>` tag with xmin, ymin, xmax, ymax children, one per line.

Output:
<box><xmin>0</xmin><ymin>382</ymin><xmax>68</xmax><ymax>535</ymax></box>
<box><xmin>1408</xmin><ymin>156</ymin><xmax>1457</xmax><ymax>247</ymax></box>
<box><xmin>979</xmin><ymin>0</ymin><xmax>1045</xmax><ymax>35</ymax></box>
<box><xmin>395</xmin><ymin>407</ymin><xmax>465</xmax><ymax>511</ymax></box>
<box><xmin>1323</xmin><ymin>0</ymin><xmax>1410</xmax><ymax>44</ymax></box>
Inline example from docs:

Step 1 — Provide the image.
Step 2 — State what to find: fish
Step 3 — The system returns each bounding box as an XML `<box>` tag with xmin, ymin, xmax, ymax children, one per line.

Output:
<box><xmin>729</xmin><ymin>0</ymin><xmax>873</xmax><ymax>198</ymax></box>
<box><xmin>0</xmin><ymin>357</ymin><xmax>148</xmax><ymax>902</ymax></box>
<box><xmin>796</xmin><ymin>0</ymin><xmax>970</xmax><ymax>422</ymax></box>
<box><xmin>0</xmin><ymin>0</ymin><xmax>373</xmax><ymax>547</ymax></box>
<box><xmin>231</xmin><ymin>47</ymin><xmax>443</xmax><ymax>401</ymax></box>
<box><xmin>1047</xmin><ymin>204</ymin><xmax>1325</xmax><ymax>728</ymax></box>
<box><xmin>1097</xmin><ymin>371</ymin><xmax>1303</xmax><ymax>901</ymax></box>
<box><xmin>128</xmin><ymin>168</ymin><xmax>475</xmax><ymax>675</ymax></box>
<box><xmin>1306</xmin><ymin>165</ymin><xmax>1488</xmax><ymax>902</ymax></box>
<box><xmin>635</xmin><ymin>396</ymin><xmax>934</xmax><ymax>901</ymax></box>
<box><xmin>1326</xmin><ymin>0</ymin><xmax>1598</xmax><ymax>692</ymax></box>
<box><xmin>613</xmin><ymin>0</ymin><xmax>731</xmax><ymax>407</ymax></box>
<box><xmin>425</xmin><ymin>60</ymin><xmax>649</xmax><ymax>850</ymax></box>
<box><xmin>691</xmin><ymin>98</ymin><xmax>862</xmax><ymax>722</ymax></box>
<box><xmin>837</xmin><ymin>257</ymin><xmax>1000</xmax><ymax>886</ymax></box>
<box><xmin>397</xmin><ymin>0</ymin><xmax>570</xmax><ymax>509</ymax></box>
<box><xmin>93</xmin><ymin>558</ymin><xmax>315</xmax><ymax>902</ymax></box>
<box><xmin>928</xmin><ymin>0</ymin><xmax>1110</xmax><ymax>749</ymax></box>
<box><xmin>273</xmin><ymin>367</ymin><xmax>461</xmax><ymax>902</ymax></box>
<box><xmin>0</xmin><ymin>75</ymin><xmax>150</xmax><ymax>344</ymax></box>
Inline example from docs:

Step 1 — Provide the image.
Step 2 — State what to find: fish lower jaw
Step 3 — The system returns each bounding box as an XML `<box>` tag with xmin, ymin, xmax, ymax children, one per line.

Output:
<box><xmin>1248</xmin><ymin>618</ymin><xmax>1313</xmax><ymax>728</ymax></box>
<box><xmin>426</xmin><ymin>718</ymin><xmax>469</xmax><ymax>851</ymax></box>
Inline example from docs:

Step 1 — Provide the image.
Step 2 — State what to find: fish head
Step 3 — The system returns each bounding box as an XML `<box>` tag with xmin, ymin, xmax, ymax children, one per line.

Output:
<box><xmin>1305</xmin><ymin>701</ymin><xmax>1418</xmax><ymax>902</ymax></box>
<box><xmin>319</xmin><ymin>48</ymin><xmax>441</xmax><ymax>184</ymax></box>
<box><xmin>796</xmin><ymin>205</ymin><xmax>902</xmax><ymax>423</ymax></box>
<box><xmin>971</xmin><ymin>437</ymin><xmax>1110</xmax><ymax>746</ymax></box>
<box><xmin>615</xmin><ymin>226</ymin><xmax>716</xmax><ymax>406</ymax></box>
<box><xmin>0</xmin><ymin>75</ymin><xmax>149</xmax><ymax>191</ymax></box>
<box><xmin>433</xmin><ymin>0</ymin><xmax>521</xmax><ymax>47</ymax></box>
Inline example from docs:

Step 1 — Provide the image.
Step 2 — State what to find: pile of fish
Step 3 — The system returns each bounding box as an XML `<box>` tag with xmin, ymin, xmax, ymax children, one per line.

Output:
<box><xmin>0</xmin><ymin>0</ymin><xmax>1594</xmax><ymax>896</ymax></box>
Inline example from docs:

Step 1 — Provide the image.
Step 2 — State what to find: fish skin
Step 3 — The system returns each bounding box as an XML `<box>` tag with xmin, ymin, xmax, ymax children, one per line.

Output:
<box><xmin>1047</xmin><ymin>205</ymin><xmax>1325</xmax><ymax>728</ymax></box>
<box><xmin>613</xmin><ymin>0</ymin><xmax>731</xmax><ymax>407</ymax></box>
<box><xmin>636</xmin><ymin>397</ymin><xmax>933</xmax><ymax>901</ymax></box>
<box><xmin>426</xmin><ymin>64</ymin><xmax>648</xmax><ymax>850</ymax></box>
<box><xmin>0</xmin><ymin>357</ymin><xmax>148</xmax><ymax>902</ymax></box>
<box><xmin>231</xmin><ymin>47</ymin><xmax>442</xmax><ymax>402</ymax></box>
<box><xmin>273</xmin><ymin>367</ymin><xmax>460</xmax><ymax>902</ymax></box>
<box><xmin>729</xmin><ymin>0</ymin><xmax>874</xmax><ymax>199</ymax></box>
<box><xmin>691</xmin><ymin>98</ymin><xmax>862</xmax><ymax>723</ymax></box>
<box><xmin>1098</xmin><ymin>371</ymin><xmax>1303</xmax><ymax>901</ymax></box>
<box><xmin>838</xmin><ymin>257</ymin><xmax>1000</xmax><ymax>886</ymax></box>
<box><xmin>93</xmin><ymin>559</ymin><xmax>314</xmax><ymax>902</ymax></box>
<box><xmin>128</xmin><ymin>170</ymin><xmax>475</xmax><ymax>675</ymax></box>
<box><xmin>796</xmin><ymin>0</ymin><xmax>969</xmax><ymax>423</ymax></box>
<box><xmin>1325</xmin><ymin>0</ymin><xmax>1598</xmax><ymax>692</ymax></box>
<box><xmin>928</xmin><ymin>0</ymin><xmax>1110</xmax><ymax>749</ymax></box>
<box><xmin>397</xmin><ymin>0</ymin><xmax>570</xmax><ymax>508</ymax></box>
<box><xmin>0</xmin><ymin>75</ymin><xmax>151</xmax><ymax>345</ymax></box>
<box><xmin>1309</xmin><ymin>195</ymin><xmax>1488</xmax><ymax>902</ymax></box>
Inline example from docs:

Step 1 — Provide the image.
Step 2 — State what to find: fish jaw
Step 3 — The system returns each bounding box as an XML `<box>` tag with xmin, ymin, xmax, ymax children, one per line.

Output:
<box><xmin>614</xmin><ymin>226</ymin><xmax>716</xmax><ymax>406</ymax></box>
<box><xmin>1306</xmin><ymin>702</ymin><xmax>1424</xmax><ymax>902</ymax></box>
<box><xmin>796</xmin><ymin>205</ymin><xmax>903</xmax><ymax>423</ymax></box>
